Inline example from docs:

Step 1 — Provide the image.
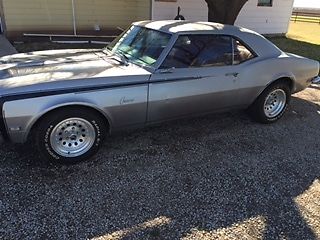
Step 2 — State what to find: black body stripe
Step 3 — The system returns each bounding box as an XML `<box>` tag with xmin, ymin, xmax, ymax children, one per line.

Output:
<box><xmin>0</xmin><ymin>76</ymin><xmax>201</xmax><ymax>139</ymax></box>
<box><xmin>1</xmin><ymin>76</ymin><xmax>202</xmax><ymax>102</ymax></box>
<box><xmin>1</xmin><ymin>81</ymin><xmax>148</xmax><ymax>102</ymax></box>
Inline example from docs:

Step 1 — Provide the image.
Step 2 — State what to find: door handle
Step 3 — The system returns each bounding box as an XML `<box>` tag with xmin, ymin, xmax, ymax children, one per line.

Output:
<box><xmin>225</xmin><ymin>72</ymin><xmax>239</xmax><ymax>77</ymax></box>
<box><xmin>158</xmin><ymin>67</ymin><xmax>175</xmax><ymax>74</ymax></box>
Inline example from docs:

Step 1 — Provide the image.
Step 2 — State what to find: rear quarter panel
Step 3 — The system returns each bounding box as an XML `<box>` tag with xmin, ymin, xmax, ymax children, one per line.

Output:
<box><xmin>285</xmin><ymin>53</ymin><xmax>319</xmax><ymax>92</ymax></box>
<box><xmin>236</xmin><ymin>54</ymin><xmax>319</xmax><ymax>106</ymax></box>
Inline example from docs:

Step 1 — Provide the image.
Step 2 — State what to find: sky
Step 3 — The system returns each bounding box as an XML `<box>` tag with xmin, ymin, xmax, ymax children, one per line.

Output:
<box><xmin>294</xmin><ymin>0</ymin><xmax>320</xmax><ymax>8</ymax></box>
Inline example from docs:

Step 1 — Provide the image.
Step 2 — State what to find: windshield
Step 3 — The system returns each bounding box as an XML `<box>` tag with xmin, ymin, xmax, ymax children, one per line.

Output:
<box><xmin>105</xmin><ymin>26</ymin><xmax>171</xmax><ymax>67</ymax></box>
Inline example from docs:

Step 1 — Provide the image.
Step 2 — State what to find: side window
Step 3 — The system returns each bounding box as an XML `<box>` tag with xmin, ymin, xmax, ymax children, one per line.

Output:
<box><xmin>233</xmin><ymin>39</ymin><xmax>255</xmax><ymax>64</ymax></box>
<box><xmin>161</xmin><ymin>35</ymin><xmax>233</xmax><ymax>69</ymax></box>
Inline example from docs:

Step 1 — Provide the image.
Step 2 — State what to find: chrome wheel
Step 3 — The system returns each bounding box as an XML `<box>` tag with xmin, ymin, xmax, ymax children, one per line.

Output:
<box><xmin>50</xmin><ymin>118</ymin><xmax>96</xmax><ymax>158</ymax></box>
<box><xmin>264</xmin><ymin>89</ymin><xmax>287</xmax><ymax>118</ymax></box>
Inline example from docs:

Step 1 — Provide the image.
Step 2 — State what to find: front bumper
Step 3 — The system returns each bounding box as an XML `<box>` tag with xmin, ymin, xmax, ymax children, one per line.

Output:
<box><xmin>0</xmin><ymin>131</ymin><xmax>4</xmax><ymax>144</ymax></box>
<box><xmin>312</xmin><ymin>76</ymin><xmax>320</xmax><ymax>84</ymax></box>
<box><xmin>0</xmin><ymin>99</ymin><xmax>9</xmax><ymax>141</ymax></box>
<box><xmin>0</xmin><ymin>118</ymin><xmax>9</xmax><ymax>141</ymax></box>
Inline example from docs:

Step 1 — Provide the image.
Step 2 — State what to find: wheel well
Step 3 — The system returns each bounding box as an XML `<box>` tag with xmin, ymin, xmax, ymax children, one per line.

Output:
<box><xmin>250</xmin><ymin>77</ymin><xmax>294</xmax><ymax>108</ymax></box>
<box><xmin>28</xmin><ymin>105</ymin><xmax>110</xmax><ymax>141</ymax></box>
<box><xmin>270</xmin><ymin>77</ymin><xmax>294</xmax><ymax>93</ymax></box>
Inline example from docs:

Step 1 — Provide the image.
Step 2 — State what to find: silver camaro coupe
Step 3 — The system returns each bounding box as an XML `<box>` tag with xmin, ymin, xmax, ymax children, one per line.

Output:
<box><xmin>0</xmin><ymin>21</ymin><xmax>319</xmax><ymax>164</ymax></box>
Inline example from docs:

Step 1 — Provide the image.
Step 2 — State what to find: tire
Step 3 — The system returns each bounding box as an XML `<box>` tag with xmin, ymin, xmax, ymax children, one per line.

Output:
<box><xmin>248</xmin><ymin>81</ymin><xmax>291</xmax><ymax>124</ymax></box>
<box><xmin>34</xmin><ymin>108</ymin><xmax>107</xmax><ymax>164</ymax></box>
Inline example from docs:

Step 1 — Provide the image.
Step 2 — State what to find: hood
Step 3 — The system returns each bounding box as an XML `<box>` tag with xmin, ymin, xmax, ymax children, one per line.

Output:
<box><xmin>0</xmin><ymin>49</ymin><xmax>151</xmax><ymax>97</ymax></box>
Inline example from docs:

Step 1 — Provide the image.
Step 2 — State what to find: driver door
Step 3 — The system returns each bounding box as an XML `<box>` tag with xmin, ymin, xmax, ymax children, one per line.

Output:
<box><xmin>147</xmin><ymin>34</ymin><xmax>241</xmax><ymax>123</ymax></box>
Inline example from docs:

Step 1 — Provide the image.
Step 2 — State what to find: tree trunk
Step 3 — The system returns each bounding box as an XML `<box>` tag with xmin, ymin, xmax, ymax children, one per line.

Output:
<box><xmin>205</xmin><ymin>0</ymin><xmax>248</xmax><ymax>25</ymax></box>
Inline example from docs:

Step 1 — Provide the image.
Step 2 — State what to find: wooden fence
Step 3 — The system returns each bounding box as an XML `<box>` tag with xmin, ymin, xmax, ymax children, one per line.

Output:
<box><xmin>291</xmin><ymin>11</ymin><xmax>320</xmax><ymax>24</ymax></box>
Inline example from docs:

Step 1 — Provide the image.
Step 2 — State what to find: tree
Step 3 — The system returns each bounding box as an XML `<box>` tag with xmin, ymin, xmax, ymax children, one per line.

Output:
<box><xmin>205</xmin><ymin>0</ymin><xmax>248</xmax><ymax>25</ymax></box>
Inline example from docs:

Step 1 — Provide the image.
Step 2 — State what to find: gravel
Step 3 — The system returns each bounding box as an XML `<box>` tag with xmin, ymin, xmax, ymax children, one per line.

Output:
<box><xmin>0</xmin><ymin>86</ymin><xmax>320</xmax><ymax>240</ymax></box>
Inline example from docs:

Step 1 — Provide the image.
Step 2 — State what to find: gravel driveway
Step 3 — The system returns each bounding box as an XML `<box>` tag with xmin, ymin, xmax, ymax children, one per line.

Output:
<box><xmin>1</xmin><ymin>86</ymin><xmax>320</xmax><ymax>240</ymax></box>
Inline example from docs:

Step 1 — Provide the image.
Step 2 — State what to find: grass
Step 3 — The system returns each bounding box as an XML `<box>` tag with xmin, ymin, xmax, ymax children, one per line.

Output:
<box><xmin>269</xmin><ymin>37</ymin><xmax>320</xmax><ymax>62</ymax></box>
<box><xmin>287</xmin><ymin>22</ymin><xmax>320</xmax><ymax>44</ymax></box>
<box><xmin>268</xmin><ymin>22</ymin><xmax>320</xmax><ymax>62</ymax></box>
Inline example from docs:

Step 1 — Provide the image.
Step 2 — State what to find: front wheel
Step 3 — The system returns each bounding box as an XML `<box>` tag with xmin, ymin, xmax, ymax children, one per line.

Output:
<box><xmin>34</xmin><ymin>108</ymin><xmax>107</xmax><ymax>164</ymax></box>
<box><xmin>248</xmin><ymin>82</ymin><xmax>291</xmax><ymax>123</ymax></box>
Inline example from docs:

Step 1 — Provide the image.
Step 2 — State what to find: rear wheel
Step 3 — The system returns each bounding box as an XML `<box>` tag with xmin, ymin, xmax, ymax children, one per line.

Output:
<box><xmin>249</xmin><ymin>82</ymin><xmax>291</xmax><ymax>123</ymax></box>
<box><xmin>34</xmin><ymin>108</ymin><xmax>107</xmax><ymax>164</ymax></box>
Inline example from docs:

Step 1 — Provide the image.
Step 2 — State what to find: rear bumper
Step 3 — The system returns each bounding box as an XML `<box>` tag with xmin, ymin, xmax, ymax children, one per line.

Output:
<box><xmin>312</xmin><ymin>76</ymin><xmax>320</xmax><ymax>84</ymax></box>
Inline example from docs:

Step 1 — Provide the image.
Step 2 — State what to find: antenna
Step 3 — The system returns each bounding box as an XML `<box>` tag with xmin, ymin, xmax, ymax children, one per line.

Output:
<box><xmin>174</xmin><ymin>6</ymin><xmax>185</xmax><ymax>20</ymax></box>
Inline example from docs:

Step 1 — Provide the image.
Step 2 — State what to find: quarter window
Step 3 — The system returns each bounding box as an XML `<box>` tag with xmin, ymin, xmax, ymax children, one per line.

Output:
<box><xmin>233</xmin><ymin>39</ymin><xmax>255</xmax><ymax>64</ymax></box>
<box><xmin>161</xmin><ymin>35</ymin><xmax>233</xmax><ymax>69</ymax></box>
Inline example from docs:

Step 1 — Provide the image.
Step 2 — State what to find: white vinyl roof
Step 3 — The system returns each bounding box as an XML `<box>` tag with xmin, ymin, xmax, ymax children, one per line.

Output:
<box><xmin>135</xmin><ymin>20</ymin><xmax>254</xmax><ymax>34</ymax></box>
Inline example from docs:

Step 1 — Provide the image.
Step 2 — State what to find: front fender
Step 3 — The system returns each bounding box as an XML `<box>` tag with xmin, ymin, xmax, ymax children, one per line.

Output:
<box><xmin>3</xmin><ymin>83</ymin><xmax>148</xmax><ymax>143</ymax></box>
<box><xmin>28</xmin><ymin>101</ymin><xmax>114</xmax><ymax>138</ymax></box>
<box><xmin>3</xmin><ymin>94</ymin><xmax>114</xmax><ymax>143</ymax></box>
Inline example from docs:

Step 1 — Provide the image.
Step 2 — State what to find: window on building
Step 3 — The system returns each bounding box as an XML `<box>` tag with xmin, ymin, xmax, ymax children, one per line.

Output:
<box><xmin>161</xmin><ymin>35</ymin><xmax>233</xmax><ymax>69</ymax></box>
<box><xmin>257</xmin><ymin>0</ymin><xmax>273</xmax><ymax>7</ymax></box>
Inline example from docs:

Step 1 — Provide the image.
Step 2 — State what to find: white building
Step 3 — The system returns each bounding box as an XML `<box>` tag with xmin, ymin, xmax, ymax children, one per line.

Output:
<box><xmin>0</xmin><ymin>0</ymin><xmax>294</xmax><ymax>39</ymax></box>
<box><xmin>152</xmin><ymin>0</ymin><xmax>295</xmax><ymax>34</ymax></box>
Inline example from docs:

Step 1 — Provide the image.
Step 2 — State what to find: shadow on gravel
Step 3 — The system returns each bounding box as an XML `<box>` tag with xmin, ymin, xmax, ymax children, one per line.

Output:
<box><xmin>309</xmin><ymin>84</ymin><xmax>320</xmax><ymax>91</ymax></box>
<box><xmin>1</xmin><ymin>96</ymin><xmax>320</xmax><ymax>239</ymax></box>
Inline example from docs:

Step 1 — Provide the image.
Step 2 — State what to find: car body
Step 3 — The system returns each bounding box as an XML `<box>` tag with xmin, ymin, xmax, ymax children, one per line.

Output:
<box><xmin>0</xmin><ymin>21</ymin><xmax>319</xmax><ymax>163</ymax></box>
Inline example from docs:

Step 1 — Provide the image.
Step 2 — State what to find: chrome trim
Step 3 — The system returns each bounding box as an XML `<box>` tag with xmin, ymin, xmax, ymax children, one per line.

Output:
<box><xmin>50</xmin><ymin>118</ymin><xmax>96</xmax><ymax>158</ymax></box>
<box><xmin>264</xmin><ymin>89</ymin><xmax>287</xmax><ymax>118</ymax></box>
<box><xmin>312</xmin><ymin>76</ymin><xmax>320</xmax><ymax>84</ymax></box>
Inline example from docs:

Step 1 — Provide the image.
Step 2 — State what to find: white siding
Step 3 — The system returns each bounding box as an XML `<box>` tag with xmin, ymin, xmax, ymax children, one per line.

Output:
<box><xmin>152</xmin><ymin>0</ymin><xmax>208</xmax><ymax>22</ymax></box>
<box><xmin>3</xmin><ymin>0</ymin><xmax>150</xmax><ymax>33</ymax></box>
<box><xmin>236</xmin><ymin>0</ymin><xmax>294</xmax><ymax>34</ymax></box>
<box><xmin>152</xmin><ymin>0</ymin><xmax>294</xmax><ymax>34</ymax></box>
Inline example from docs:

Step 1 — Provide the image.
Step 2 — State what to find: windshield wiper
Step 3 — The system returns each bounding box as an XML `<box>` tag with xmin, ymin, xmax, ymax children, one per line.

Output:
<box><xmin>103</xmin><ymin>50</ymin><xmax>129</xmax><ymax>66</ymax></box>
<box><xmin>113</xmin><ymin>52</ymin><xmax>129</xmax><ymax>66</ymax></box>
<box><xmin>116</xmin><ymin>49</ymin><xmax>131</xmax><ymax>61</ymax></box>
<box><xmin>117</xmin><ymin>50</ymin><xmax>150</xmax><ymax>66</ymax></box>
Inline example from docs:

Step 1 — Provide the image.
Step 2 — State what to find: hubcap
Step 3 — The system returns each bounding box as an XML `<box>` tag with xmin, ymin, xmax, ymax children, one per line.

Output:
<box><xmin>50</xmin><ymin>118</ymin><xmax>96</xmax><ymax>158</ymax></box>
<box><xmin>264</xmin><ymin>89</ymin><xmax>287</xmax><ymax>118</ymax></box>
